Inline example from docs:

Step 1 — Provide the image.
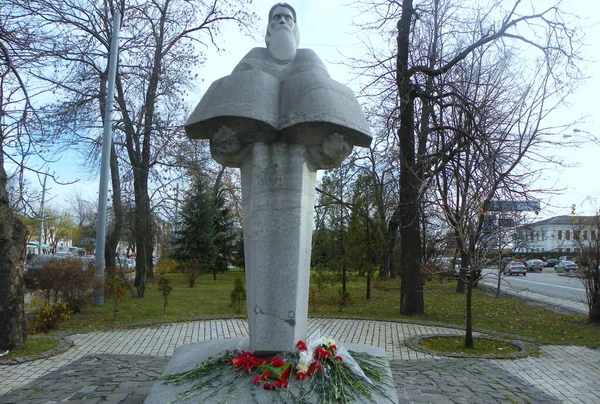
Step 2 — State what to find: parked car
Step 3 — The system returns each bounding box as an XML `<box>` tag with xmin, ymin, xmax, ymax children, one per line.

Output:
<box><xmin>558</xmin><ymin>256</ymin><xmax>573</xmax><ymax>262</ymax></box>
<box><xmin>77</xmin><ymin>255</ymin><xmax>96</xmax><ymax>270</ymax></box>
<box><xmin>503</xmin><ymin>261</ymin><xmax>527</xmax><ymax>276</ymax></box>
<box><xmin>124</xmin><ymin>258</ymin><xmax>136</xmax><ymax>272</ymax></box>
<box><xmin>453</xmin><ymin>264</ymin><xmax>472</xmax><ymax>278</ymax></box>
<box><xmin>433</xmin><ymin>257</ymin><xmax>451</xmax><ymax>272</ymax></box>
<box><xmin>545</xmin><ymin>258</ymin><xmax>560</xmax><ymax>267</ymax></box>
<box><xmin>555</xmin><ymin>260</ymin><xmax>577</xmax><ymax>272</ymax></box>
<box><xmin>114</xmin><ymin>256</ymin><xmax>135</xmax><ymax>272</ymax></box>
<box><xmin>525</xmin><ymin>259</ymin><xmax>545</xmax><ymax>272</ymax></box>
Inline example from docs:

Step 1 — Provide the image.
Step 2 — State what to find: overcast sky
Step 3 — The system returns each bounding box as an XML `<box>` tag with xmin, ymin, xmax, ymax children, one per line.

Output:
<box><xmin>32</xmin><ymin>0</ymin><xmax>600</xmax><ymax>220</ymax></box>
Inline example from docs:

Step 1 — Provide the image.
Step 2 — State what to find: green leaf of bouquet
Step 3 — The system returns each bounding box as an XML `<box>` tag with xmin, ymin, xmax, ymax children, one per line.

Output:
<box><xmin>257</xmin><ymin>362</ymin><xmax>292</xmax><ymax>381</ymax></box>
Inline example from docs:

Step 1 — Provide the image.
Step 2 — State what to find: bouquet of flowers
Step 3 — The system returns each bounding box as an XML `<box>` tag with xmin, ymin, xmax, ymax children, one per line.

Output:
<box><xmin>163</xmin><ymin>332</ymin><xmax>393</xmax><ymax>403</ymax></box>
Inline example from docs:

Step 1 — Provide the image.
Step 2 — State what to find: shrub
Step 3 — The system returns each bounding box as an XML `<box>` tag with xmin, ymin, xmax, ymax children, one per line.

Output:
<box><xmin>60</xmin><ymin>262</ymin><xmax>95</xmax><ymax>313</ymax></box>
<box><xmin>178</xmin><ymin>258</ymin><xmax>202</xmax><ymax>287</ymax></box>
<box><xmin>37</xmin><ymin>263</ymin><xmax>66</xmax><ymax>304</ymax></box>
<box><xmin>29</xmin><ymin>296</ymin><xmax>71</xmax><ymax>333</ymax></box>
<box><xmin>155</xmin><ymin>257</ymin><xmax>179</xmax><ymax>275</ymax></box>
<box><xmin>309</xmin><ymin>284</ymin><xmax>319</xmax><ymax>313</ymax></box>
<box><xmin>230</xmin><ymin>277</ymin><xmax>246</xmax><ymax>313</ymax></box>
<box><xmin>106</xmin><ymin>276</ymin><xmax>127</xmax><ymax>318</ymax></box>
<box><xmin>38</xmin><ymin>258</ymin><xmax>95</xmax><ymax>313</ymax></box>
<box><xmin>157</xmin><ymin>276</ymin><xmax>173</xmax><ymax>314</ymax></box>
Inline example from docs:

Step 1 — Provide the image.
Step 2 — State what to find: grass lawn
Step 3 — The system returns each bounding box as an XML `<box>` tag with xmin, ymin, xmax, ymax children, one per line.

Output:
<box><xmin>28</xmin><ymin>268</ymin><xmax>598</xmax><ymax>348</ymax></box>
<box><xmin>1</xmin><ymin>337</ymin><xmax>61</xmax><ymax>361</ymax></box>
<box><xmin>419</xmin><ymin>336</ymin><xmax>521</xmax><ymax>355</ymax></box>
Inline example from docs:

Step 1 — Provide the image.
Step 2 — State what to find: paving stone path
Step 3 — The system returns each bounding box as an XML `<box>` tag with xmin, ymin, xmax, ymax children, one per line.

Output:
<box><xmin>0</xmin><ymin>355</ymin><xmax>168</xmax><ymax>404</ymax></box>
<box><xmin>1</xmin><ymin>318</ymin><xmax>599</xmax><ymax>403</ymax></box>
<box><xmin>392</xmin><ymin>359</ymin><xmax>560</xmax><ymax>404</ymax></box>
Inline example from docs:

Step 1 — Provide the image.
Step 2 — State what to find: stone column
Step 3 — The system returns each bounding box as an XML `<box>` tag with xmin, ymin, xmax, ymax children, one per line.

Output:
<box><xmin>241</xmin><ymin>143</ymin><xmax>316</xmax><ymax>353</ymax></box>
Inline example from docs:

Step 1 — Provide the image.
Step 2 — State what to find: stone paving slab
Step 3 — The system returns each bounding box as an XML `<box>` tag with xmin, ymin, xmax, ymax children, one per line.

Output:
<box><xmin>392</xmin><ymin>359</ymin><xmax>560</xmax><ymax>404</ymax></box>
<box><xmin>0</xmin><ymin>354</ymin><xmax>167</xmax><ymax>404</ymax></box>
<box><xmin>0</xmin><ymin>354</ymin><xmax>576</xmax><ymax>404</ymax></box>
<box><xmin>492</xmin><ymin>346</ymin><xmax>600</xmax><ymax>404</ymax></box>
<box><xmin>1</xmin><ymin>318</ymin><xmax>599</xmax><ymax>403</ymax></box>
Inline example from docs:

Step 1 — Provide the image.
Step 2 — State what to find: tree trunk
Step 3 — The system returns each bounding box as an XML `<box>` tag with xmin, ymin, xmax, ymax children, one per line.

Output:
<box><xmin>465</xmin><ymin>278</ymin><xmax>474</xmax><ymax>348</ymax></box>
<box><xmin>133</xmin><ymin>170</ymin><xmax>153</xmax><ymax>297</ymax></box>
<box><xmin>397</xmin><ymin>0</ymin><xmax>424</xmax><ymax>316</ymax></box>
<box><xmin>105</xmin><ymin>142</ymin><xmax>123</xmax><ymax>281</ymax></box>
<box><xmin>588</xmin><ymin>268</ymin><xmax>600</xmax><ymax>323</ymax></box>
<box><xmin>381</xmin><ymin>210</ymin><xmax>399</xmax><ymax>280</ymax></box>
<box><xmin>455</xmin><ymin>239</ymin><xmax>467</xmax><ymax>294</ymax></box>
<box><xmin>0</xmin><ymin>147</ymin><xmax>28</xmax><ymax>350</ymax></box>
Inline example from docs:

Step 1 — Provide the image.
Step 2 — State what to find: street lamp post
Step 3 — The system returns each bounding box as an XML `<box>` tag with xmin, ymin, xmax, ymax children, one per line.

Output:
<box><xmin>38</xmin><ymin>172</ymin><xmax>48</xmax><ymax>255</ymax></box>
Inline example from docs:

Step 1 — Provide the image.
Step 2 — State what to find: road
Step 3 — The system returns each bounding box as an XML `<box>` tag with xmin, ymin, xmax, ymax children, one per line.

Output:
<box><xmin>480</xmin><ymin>267</ymin><xmax>588</xmax><ymax>306</ymax></box>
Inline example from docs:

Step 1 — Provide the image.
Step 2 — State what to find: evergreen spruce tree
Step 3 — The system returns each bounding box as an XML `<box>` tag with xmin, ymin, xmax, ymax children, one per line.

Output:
<box><xmin>213</xmin><ymin>190</ymin><xmax>236</xmax><ymax>280</ymax></box>
<box><xmin>231</xmin><ymin>231</ymin><xmax>245</xmax><ymax>269</ymax></box>
<box><xmin>173</xmin><ymin>176</ymin><xmax>218</xmax><ymax>287</ymax></box>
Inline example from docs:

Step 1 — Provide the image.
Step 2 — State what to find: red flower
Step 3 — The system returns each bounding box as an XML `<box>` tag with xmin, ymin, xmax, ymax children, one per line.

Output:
<box><xmin>273</xmin><ymin>380</ymin><xmax>288</xmax><ymax>389</ymax></box>
<box><xmin>271</xmin><ymin>357</ymin><xmax>284</xmax><ymax>367</ymax></box>
<box><xmin>307</xmin><ymin>362</ymin><xmax>322</xmax><ymax>376</ymax></box>
<box><xmin>296</xmin><ymin>340</ymin><xmax>307</xmax><ymax>351</ymax></box>
<box><xmin>263</xmin><ymin>383</ymin><xmax>276</xmax><ymax>390</ymax></box>
<box><xmin>329</xmin><ymin>344</ymin><xmax>338</xmax><ymax>352</ymax></box>
<box><xmin>314</xmin><ymin>347</ymin><xmax>331</xmax><ymax>360</ymax></box>
<box><xmin>229</xmin><ymin>351</ymin><xmax>271</xmax><ymax>373</ymax></box>
<box><xmin>253</xmin><ymin>375</ymin><xmax>262</xmax><ymax>386</ymax></box>
<box><xmin>334</xmin><ymin>355</ymin><xmax>343</xmax><ymax>361</ymax></box>
<box><xmin>281</xmin><ymin>366</ymin><xmax>291</xmax><ymax>381</ymax></box>
<box><xmin>295</xmin><ymin>371</ymin><xmax>307</xmax><ymax>380</ymax></box>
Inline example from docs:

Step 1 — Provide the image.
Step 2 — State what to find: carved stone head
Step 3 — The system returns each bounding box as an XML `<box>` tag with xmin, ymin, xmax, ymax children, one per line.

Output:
<box><xmin>265</xmin><ymin>3</ymin><xmax>300</xmax><ymax>61</ymax></box>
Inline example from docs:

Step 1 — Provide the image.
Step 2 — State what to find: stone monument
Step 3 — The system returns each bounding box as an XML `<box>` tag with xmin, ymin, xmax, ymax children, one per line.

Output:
<box><xmin>145</xmin><ymin>5</ymin><xmax>399</xmax><ymax>403</ymax></box>
<box><xmin>185</xmin><ymin>3</ymin><xmax>371</xmax><ymax>354</ymax></box>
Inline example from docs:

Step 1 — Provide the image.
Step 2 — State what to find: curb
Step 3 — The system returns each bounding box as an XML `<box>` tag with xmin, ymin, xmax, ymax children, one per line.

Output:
<box><xmin>0</xmin><ymin>336</ymin><xmax>73</xmax><ymax>365</ymax></box>
<box><xmin>405</xmin><ymin>333</ymin><xmax>537</xmax><ymax>359</ymax></box>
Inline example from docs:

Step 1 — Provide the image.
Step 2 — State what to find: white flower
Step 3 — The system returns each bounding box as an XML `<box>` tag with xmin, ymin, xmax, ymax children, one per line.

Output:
<box><xmin>296</xmin><ymin>361</ymin><xmax>309</xmax><ymax>373</ymax></box>
<box><xmin>321</xmin><ymin>337</ymin><xmax>336</xmax><ymax>348</ymax></box>
<box><xmin>296</xmin><ymin>351</ymin><xmax>311</xmax><ymax>373</ymax></box>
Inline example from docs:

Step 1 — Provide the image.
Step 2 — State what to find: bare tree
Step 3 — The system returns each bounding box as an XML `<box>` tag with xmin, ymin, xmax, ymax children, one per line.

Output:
<box><xmin>433</xmin><ymin>52</ymin><xmax>558</xmax><ymax>346</ymax></box>
<box><xmin>570</xmin><ymin>212</ymin><xmax>600</xmax><ymax>323</ymax></box>
<box><xmin>355</xmin><ymin>0</ymin><xmax>579</xmax><ymax>315</ymax></box>
<box><xmin>0</xmin><ymin>4</ymin><xmax>43</xmax><ymax>350</ymax></box>
<box><xmin>15</xmin><ymin>0</ymin><xmax>258</xmax><ymax>297</ymax></box>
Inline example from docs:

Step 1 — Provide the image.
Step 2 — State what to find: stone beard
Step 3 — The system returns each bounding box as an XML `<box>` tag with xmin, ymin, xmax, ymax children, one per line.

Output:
<box><xmin>264</xmin><ymin>7</ymin><xmax>299</xmax><ymax>63</ymax></box>
<box><xmin>267</xmin><ymin>24</ymin><xmax>297</xmax><ymax>62</ymax></box>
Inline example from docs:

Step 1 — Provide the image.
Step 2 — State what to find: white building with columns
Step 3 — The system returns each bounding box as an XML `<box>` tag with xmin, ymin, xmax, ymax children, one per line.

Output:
<box><xmin>514</xmin><ymin>215</ymin><xmax>599</xmax><ymax>254</ymax></box>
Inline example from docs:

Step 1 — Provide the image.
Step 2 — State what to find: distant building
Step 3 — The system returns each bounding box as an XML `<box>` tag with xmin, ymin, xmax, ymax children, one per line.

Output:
<box><xmin>514</xmin><ymin>215</ymin><xmax>599</xmax><ymax>254</ymax></box>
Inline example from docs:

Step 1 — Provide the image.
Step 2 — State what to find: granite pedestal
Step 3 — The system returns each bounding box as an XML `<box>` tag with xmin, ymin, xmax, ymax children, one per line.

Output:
<box><xmin>144</xmin><ymin>338</ymin><xmax>398</xmax><ymax>403</ymax></box>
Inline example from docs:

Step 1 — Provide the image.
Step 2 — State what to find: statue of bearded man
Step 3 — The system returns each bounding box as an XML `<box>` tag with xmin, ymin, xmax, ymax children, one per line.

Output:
<box><xmin>185</xmin><ymin>3</ymin><xmax>371</xmax><ymax>168</ymax></box>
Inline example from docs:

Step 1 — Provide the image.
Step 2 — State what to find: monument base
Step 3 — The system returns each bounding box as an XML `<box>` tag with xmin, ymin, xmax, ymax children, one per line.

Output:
<box><xmin>144</xmin><ymin>338</ymin><xmax>398</xmax><ymax>404</ymax></box>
